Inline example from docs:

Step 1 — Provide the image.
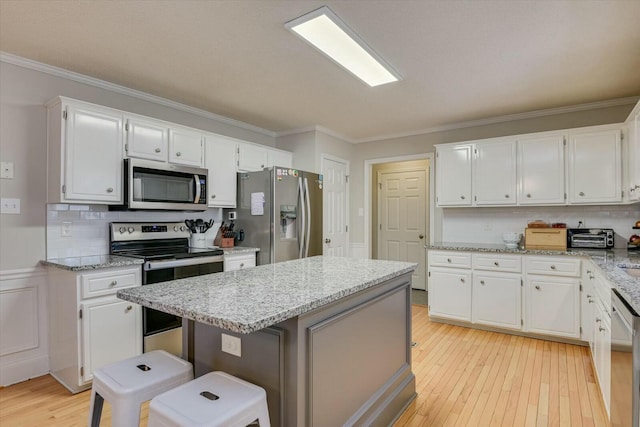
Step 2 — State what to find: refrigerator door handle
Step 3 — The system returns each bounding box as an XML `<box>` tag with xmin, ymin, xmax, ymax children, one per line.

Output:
<box><xmin>304</xmin><ymin>177</ymin><xmax>311</xmax><ymax>257</ymax></box>
<box><xmin>298</xmin><ymin>177</ymin><xmax>306</xmax><ymax>259</ymax></box>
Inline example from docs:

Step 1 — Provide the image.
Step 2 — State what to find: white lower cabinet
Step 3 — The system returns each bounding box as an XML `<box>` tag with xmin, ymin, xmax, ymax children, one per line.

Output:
<box><xmin>525</xmin><ymin>275</ymin><xmax>580</xmax><ymax>339</ymax></box>
<box><xmin>593</xmin><ymin>298</ymin><xmax>611</xmax><ymax>416</ymax></box>
<box><xmin>223</xmin><ymin>252</ymin><xmax>257</xmax><ymax>271</ymax></box>
<box><xmin>472</xmin><ymin>273</ymin><xmax>522</xmax><ymax>330</ymax></box>
<box><xmin>47</xmin><ymin>266</ymin><xmax>142</xmax><ymax>393</ymax></box>
<box><xmin>428</xmin><ymin>268</ymin><xmax>472</xmax><ymax>322</ymax></box>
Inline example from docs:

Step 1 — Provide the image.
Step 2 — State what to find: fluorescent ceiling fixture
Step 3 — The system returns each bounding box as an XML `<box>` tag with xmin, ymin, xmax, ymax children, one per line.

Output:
<box><xmin>285</xmin><ymin>6</ymin><xmax>400</xmax><ymax>87</ymax></box>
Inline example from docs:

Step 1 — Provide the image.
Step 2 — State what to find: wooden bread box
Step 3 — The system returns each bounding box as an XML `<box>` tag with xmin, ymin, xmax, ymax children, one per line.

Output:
<box><xmin>524</xmin><ymin>228</ymin><xmax>567</xmax><ymax>250</ymax></box>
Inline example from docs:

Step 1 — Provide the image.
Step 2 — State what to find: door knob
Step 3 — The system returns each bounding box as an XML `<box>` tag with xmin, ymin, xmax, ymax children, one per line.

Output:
<box><xmin>155</xmin><ymin>148</ymin><xmax>161</xmax><ymax>153</ymax></box>
<box><xmin>419</xmin><ymin>234</ymin><xmax>424</xmax><ymax>239</ymax></box>
<box><xmin>325</xmin><ymin>238</ymin><xmax>331</xmax><ymax>244</ymax></box>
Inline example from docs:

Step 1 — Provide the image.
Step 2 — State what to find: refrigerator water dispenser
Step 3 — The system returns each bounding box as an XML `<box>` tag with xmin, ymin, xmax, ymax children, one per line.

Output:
<box><xmin>280</xmin><ymin>205</ymin><xmax>297</xmax><ymax>239</ymax></box>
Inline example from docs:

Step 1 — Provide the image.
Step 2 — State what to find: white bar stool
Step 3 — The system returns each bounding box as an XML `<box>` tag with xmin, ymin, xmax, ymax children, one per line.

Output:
<box><xmin>88</xmin><ymin>350</ymin><xmax>194</xmax><ymax>427</ymax></box>
<box><xmin>148</xmin><ymin>371</ymin><xmax>271</xmax><ymax>427</ymax></box>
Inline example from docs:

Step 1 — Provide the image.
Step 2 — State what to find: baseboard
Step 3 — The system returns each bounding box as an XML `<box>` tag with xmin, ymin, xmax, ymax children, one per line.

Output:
<box><xmin>0</xmin><ymin>354</ymin><xmax>49</xmax><ymax>387</ymax></box>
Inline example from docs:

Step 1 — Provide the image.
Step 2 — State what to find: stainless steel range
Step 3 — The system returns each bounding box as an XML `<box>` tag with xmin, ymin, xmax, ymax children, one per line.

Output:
<box><xmin>110</xmin><ymin>222</ymin><xmax>223</xmax><ymax>356</ymax></box>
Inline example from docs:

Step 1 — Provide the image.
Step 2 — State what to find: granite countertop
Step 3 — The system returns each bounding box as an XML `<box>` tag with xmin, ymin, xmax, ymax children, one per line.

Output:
<box><xmin>427</xmin><ymin>242</ymin><xmax>640</xmax><ymax>315</ymax></box>
<box><xmin>117</xmin><ymin>256</ymin><xmax>417</xmax><ymax>334</ymax></box>
<box><xmin>40</xmin><ymin>255</ymin><xmax>143</xmax><ymax>271</ymax></box>
<box><xmin>222</xmin><ymin>247</ymin><xmax>260</xmax><ymax>255</ymax></box>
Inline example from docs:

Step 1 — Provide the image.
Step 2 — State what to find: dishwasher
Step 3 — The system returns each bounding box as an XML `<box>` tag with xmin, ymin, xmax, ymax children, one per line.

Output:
<box><xmin>611</xmin><ymin>289</ymin><xmax>640</xmax><ymax>427</ymax></box>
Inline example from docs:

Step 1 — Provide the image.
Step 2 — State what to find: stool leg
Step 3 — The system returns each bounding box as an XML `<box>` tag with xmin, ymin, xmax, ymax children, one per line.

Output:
<box><xmin>87</xmin><ymin>390</ymin><xmax>104</xmax><ymax>427</ymax></box>
<box><xmin>110</xmin><ymin>399</ymin><xmax>142</xmax><ymax>427</ymax></box>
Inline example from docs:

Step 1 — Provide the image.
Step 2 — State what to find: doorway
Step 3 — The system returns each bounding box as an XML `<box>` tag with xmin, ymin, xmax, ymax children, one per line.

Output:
<box><xmin>370</xmin><ymin>158</ymin><xmax>431</xmax><ymax>291</ymax></box>
<box><xmin>321</xmin><ymin>154</ymin><xmax>349</xmax><ymax>256</ymax></box>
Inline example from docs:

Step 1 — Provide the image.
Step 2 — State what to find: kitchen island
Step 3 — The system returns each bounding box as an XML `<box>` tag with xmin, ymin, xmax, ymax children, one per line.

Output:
<box><xmin>117</xmin><ymin>256</ymin><xmax>417</xmax><ymax>426</ymax></box>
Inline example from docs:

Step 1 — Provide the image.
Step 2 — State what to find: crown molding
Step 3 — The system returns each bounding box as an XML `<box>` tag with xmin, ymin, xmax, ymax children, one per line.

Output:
<box><xmin>0</xmin><ymin>52</ymin><xmax>277</xmax><ymax>138</ymax></box>
<box><xmin>275</xmin><ymin>125</ymin><xmax>355</xmax><ymax>143</ymax></box>
<box><xmin>353</xmin><ymin>96</ymin><xmax>640</xmax><ymax>143</ymax></box>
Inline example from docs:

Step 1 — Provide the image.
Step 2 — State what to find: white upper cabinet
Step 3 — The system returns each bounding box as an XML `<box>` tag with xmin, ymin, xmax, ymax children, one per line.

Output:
<box><xmin>237</xmin><ymin>142</ymin><xmax>268</xmax><ymax>172</ymax></box>
<box><xmin>435</xmin><ymin>144</ymin><xmax>473</xmax><ymax>206</ymax></box>
<box><xmin>267</xmin><ymin>149</ymin><xmax>293</xmax><ymax>168</ymax></box>
<box><xmin>473</xmin><ymin>138</ymin><xmax>517</xmax><ymax>205</ymax></box>
<box><xmin>47</xmin><ymin>98</ymin><xmax>123</xmax><ymax>204</ymax></box>
<box><xmin>125</xmin><ymin>116</ymin><xmax>169</xmax><ymax>162</ymax></box>
<box><xmin>626</xmin><ymin>101</ymin><xmax>640</xmax><ymax>201</ymax></box>
<box><xmin>169</xmin><ymin>126</ymin><xmax>203</xmax><ymax>167</ymax></box>
<box><xmin>204</xmin><ymin>134</ymin><xmax>238</xmax><ymax>207</ymax></box>
<box><xmin>517</xmin><ymin>133</ymin><xmax>566</xmax><ymax>205</ymax></box>
<box><xmin>568</xmin><ymin>126</ymin><xmax>622</xmax><ymax>204</ymax></box>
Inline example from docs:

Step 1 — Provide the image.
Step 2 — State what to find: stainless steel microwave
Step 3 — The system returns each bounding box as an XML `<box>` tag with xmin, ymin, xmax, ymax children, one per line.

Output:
<box><xmin>117</xmin><ymin>158</ymin><xmax>208</xmax><ymax>211</ymax></box>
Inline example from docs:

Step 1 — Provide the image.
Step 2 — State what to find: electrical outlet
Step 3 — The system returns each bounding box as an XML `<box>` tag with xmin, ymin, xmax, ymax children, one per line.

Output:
<box><xmin>0</xmin><ymin>198</ymin><xmax>20</xmax><ymax>214</ymax></box>
<box><xmin>221</xmin><ymin>333</ymin><xmax>241</xmax><ymax>357</ymax></box>
<box><xmin>228</xmin><ymin>211</ymin><xmax>236</xmax><ymax>221</ymax></box>
<box><xmin>577</xmin><ymin>219</ymin><xmax>585</xmax><ymax>228</ymax></box>
<box><xmin>61</xmin><ymin>221</ymin><xmax>73</xmax><ymax>237</ymax></box>
<box><xmin>0</xmin><ymin>162</ymin><xmax>14</xmax><ymax>179</ymax></box>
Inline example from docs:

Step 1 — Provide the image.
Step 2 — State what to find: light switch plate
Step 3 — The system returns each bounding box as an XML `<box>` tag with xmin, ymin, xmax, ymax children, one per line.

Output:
<box><xmin>61</xmin><ymin>221</ymin><xmax>73</xmax><ymax>237</ymax></box>
<box><xmin>221</xmin><ymin>333</ymin><xmax>241</xmax><ymax>357</ymax></box>
<box><xmin>0</xmin><ymin>162</ymin><xmax>14</xmax><ymax>179</ymax></box>
<box><xmin>1</xmin><ymin>198</ymin><xmax>20</xmax><ymax>214</ymax></box>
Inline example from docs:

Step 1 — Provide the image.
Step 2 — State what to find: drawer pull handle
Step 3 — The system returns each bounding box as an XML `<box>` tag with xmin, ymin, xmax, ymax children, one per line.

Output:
<box><xmin>550</xmin><ymin>265</ymin><xmax>556</xmax><ymax>270</ymax></box>
<box><xmin>494</xmin><ymin>261</ymin><xmax>499</xmax><ymax>266</ymax></box>
<box><xmin>155</xmin><ymin>148</ymin><xmax>161</xmax><ymax>153</ymax></box>
<box><xmin>126</xmin><ymin>305</ymin><xmax>133</xmax><ymax>312</ymax></box>
<box><xmin>447</xmin><ymin>258</ymin><xmax>452</xmax><ymax>263</ymax></box>
<box><xmin>535</xmin><ymin>285</ymin><xmax>541</xmax><ymax>290</ymax></box>
<box><xmin>595</xmin><ymin>317</ymin><xmax>601</xmax><ymax>323</ymax></box>
<box><xmin>460</xmin><ymin>278</ymin><xmax>465</xmax><ymax>283</ymax></box>
<box><xmin>240</xmin><ymin>263</ymin><xmax>244</xmax><ymax>268</ymax></box>
<box><xmin>599</xmin><ymin>326</ymin><xmax>605</xmax><ymax>332</ymax></box>
<box><xmin>588</xmin><ymin>299</ymin><xmax>594</xmax><ymax>304</ymax></box>
<box><xmin>480</xmin><ymin>280</ymin><xmax>485</xmax><ymax>285</ymax></box>
<box><xmin>589</xmin><ymin>275</ymin><xmax>594</xmax><ymax>280</ymax></box>
<box><xmin>586</xmin><ymin>294</ymin><xmax>592</xmax><ymax>298</ymax></box>
<box><xmin>110</xmin><ymin>280</ymin><xmax>117</xmax><ymax>287</ymax></box>
<box><xmin>586</xmin><ymin>270</ymin><xmax>591</xmax><ymax>274</ymax></box>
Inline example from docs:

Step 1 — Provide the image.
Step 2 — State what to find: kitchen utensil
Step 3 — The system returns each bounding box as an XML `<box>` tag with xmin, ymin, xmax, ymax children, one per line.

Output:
<box><xmin>195</xmin><ymin>218</ymin><xmax>204</xmax><ymax>233</ymax></box>
<box><xmin>502</xmin><ymin>232</ymin><xmax>521</xmax><ymax>249</ymax></box>
<box><xmin>185</xmin><ymin>219</ymin><xmax>196</xmax><ymax>233</ymax></box>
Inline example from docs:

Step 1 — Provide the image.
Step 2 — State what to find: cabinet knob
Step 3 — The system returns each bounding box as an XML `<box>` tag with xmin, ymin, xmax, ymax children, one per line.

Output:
<box><xmin>526</xmin><ymin>194</ymin><xmax>532</xmax><ymax>198</ymax></box>
<box><xmin>126</xmin><ymin>305</ymin><xmax>133</xmax><ymax>312</ymax></box>
<box><xmin>595</xmin><ymin>317</ymin><xmax>601</xmax><ymax>323</ymax></box>
<box><xmin>109</xmin><ymin>280</ymin><xmax>117</xmax><ymax>287</ymax></box>
<box><xmin>460</xmin><ymin>195</ymin><xmax>465</xmax><ymax>200</ymax></box>
<box><xmin>550</xmin><ymin>265</ymin><xmax>556</xmax><ymax>270</ymax></box>
<box><xmin>240</xmin><ymin>263</ymin><xmax>244</xmax><ymax>268</ymax></box>
<box><xmin>505</xmin><ymin>194</ymin><xmax>509</xmax><ymax>198</ymax></box>
<box><xmin>589</xmin><ymin>275</ymin><xmax>594</xmax><ymax>280</ymax></box>
<box><xmin>176</xmin><ymin>152</ymin><xmax>181</xmax><ymax>157</ymax></box>
<box><xmin>599</xmin><ymin>326</ymin><xmax>605</xmax><ymax>332</ymax></box>
<box><xmin>586</xmin><ymin>294</ymin><xmax>592</xmax><ymax>298</ymax></box>
<box><xmin>106</xmin><ymin>188</ymin><xmax>114</xmax><ymax>193</ymax></box>
<box><xmin>535</xmin><ymin>285</ymin><xmax>541</xmax><ymax>290</ymax></box>
<box><xmin>261</xmin><ymin>164</ymin><xmax>265</xmax><ymax>168</ymax></box>
<box><xmin>325</xmin><ymin>238</ymin><xmax>331</xmax><ymax>244</ymax></box>
<box><xmin>447</xmin><ymin>258</ymin><xmax>451</xmax><ymax>263</ymax></box>
<box><xmin>579</xmin><ymin>191</ymin><xmax>585</xmax><ymax>196</ymax></box>
<box><xmin>460</xmin><ymin>278</ymin><xmax>465</xmax><ymax>283</ymax></box>
<box><xmin>588</xmin><ymin>299</ymin><xmax>594</xmax><ymax>304</ymax></box>
<box><xmin>494</xmin><ymin>261</ymin><xmax>499</xmax><ymax>266</ymax></box>
<box><xmin>155</xmin><ymin>148</ymin><xmax>161</xmax><ymax>153</ymax></box>
<box><xmin>480</xmin><ymin>280</ymin><xmax>485</xmax><ymax>285</ymax></box>
<box><xmin>635</xmin><ymin>184</ymin><xmax>640</xmax><ymax>190</ymax></box>
<box><xmin>211</xmin><ymin>194</ymin><xmax>216</xmax><ymax>199</ymax></box>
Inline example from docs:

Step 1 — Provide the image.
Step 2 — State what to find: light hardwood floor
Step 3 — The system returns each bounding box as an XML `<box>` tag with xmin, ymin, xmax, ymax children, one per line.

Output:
<box><xmin>0</xmin><ymin>305</ymin><xmax>608</xmax><ymax>427</ymax></box>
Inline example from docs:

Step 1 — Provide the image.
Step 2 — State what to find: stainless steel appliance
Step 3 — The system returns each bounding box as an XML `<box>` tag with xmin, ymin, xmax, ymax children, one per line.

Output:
<box><xmin>610</xmin><ymin>289</ymin><xmax>640</xmax><ymax>427</ymax></box>
<box><xmin>235</xmin><ymin>166</ymin><xmax>322</xmax><ymax>265</ymax></box>
<box><xmin>110</xmin><ymin>222</ymin><xmax>223</xmax><ymax>356</ymax></box>
<box><xmin>114</xmin><ymin>158</ymin><xmax>208</xmax><ymax>211</ymax></box>
<box><xmin>567</xmin><ymin>228</ymin><xmax>614</xmax><ymax>249</ymax></box>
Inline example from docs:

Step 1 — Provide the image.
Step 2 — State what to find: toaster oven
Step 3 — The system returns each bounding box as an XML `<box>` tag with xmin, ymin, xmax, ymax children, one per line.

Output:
<box><xmin>567</xmin><ymin>228</ymin><xmax>614</xmax><ymax>249</ymax></box>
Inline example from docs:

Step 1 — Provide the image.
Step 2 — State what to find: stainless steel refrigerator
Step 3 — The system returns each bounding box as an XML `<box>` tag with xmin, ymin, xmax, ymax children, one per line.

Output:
<box><xmin>235</xmin><ymin>166</ymin><xmax>323</xmax><ymax>265</ymax></box>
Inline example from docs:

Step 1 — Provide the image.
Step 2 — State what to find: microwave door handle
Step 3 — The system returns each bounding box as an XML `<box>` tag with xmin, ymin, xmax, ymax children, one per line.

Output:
<box><xmin>298</xmin><ymin>177</ymin><xmax>305</xmax><ymax>259</ymax></box>
<box><xmin>194</xmin><ymin>174</ymin><xmax>201</xmax><ymax>203</ymax></box>
<box><xmin>304</xmin><ymin>177</ymin><xmax>311</xmax><ymax>258</ymax></box>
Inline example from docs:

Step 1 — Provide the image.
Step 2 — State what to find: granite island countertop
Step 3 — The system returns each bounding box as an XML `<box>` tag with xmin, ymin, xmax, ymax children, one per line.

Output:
<box><xmin>426</xmin><ymin>242</ymin><xmax>640</xmax><ymax>315</ymax></box>
<box><xmin>117</xmin><ymin>256</ymin><xmax>417</xmax><ymax>334</ymax></box>
<box><xmin>40</xmin><ymin>255</ymin><xmax>143</xmax><ymax>271</ymax></box>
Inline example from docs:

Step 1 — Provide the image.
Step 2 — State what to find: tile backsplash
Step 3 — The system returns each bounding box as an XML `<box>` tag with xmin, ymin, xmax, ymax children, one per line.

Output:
<box><xmin>46</xmin><ymin>204</ymin><xmax>224</xmax><ymax>259</ymax></box>
<box><xmin>442</xmin><ymin>205</ymin><xmax>640</xmax><ymax>248</ymax></box>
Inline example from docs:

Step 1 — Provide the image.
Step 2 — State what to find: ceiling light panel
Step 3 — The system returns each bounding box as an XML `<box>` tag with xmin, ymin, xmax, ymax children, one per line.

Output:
<box><xmin>285</xmin><ymin>6</ymin><xmax>400</xmax><ymax>87</ymax></box>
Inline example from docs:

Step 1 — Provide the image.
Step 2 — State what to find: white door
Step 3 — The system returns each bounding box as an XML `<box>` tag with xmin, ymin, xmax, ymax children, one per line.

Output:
<box><xmin>125</xmin><ymin>116</ymin><xmax>169</xmax><ymax>162</ymax></box>
<box><xmin>525</xmin><ymin>275</ymin><xmax>580</xmax><ymax>339</ymax></box>
<box><xmin>204</xmin><ymin>134</ymin><xmax>237</xmax><ymax>207</ymax></box>
<box><xmin>435</xmin><ymin>144</ymin><xmax>472</xmax><ymax>206</ymax></box>
<box><xmin>378</xmin><ymin>169</ymin><xmax>427</xmax><ymax>290</ymax></box>
<box><xmin>517</xmin><ymin>133</ymin><xmax>566</xmax><ymax>204</ymax></box>
<box><xmin>428</xmin><ymin>268</ymin><xmax>471</xmax><ymax>321</ymax></box>
<box><xmin>472</xmin><ymin>273</ymin><xmax>521</xmax><ymax>330</ymax></box>
<box><xmin>322</xmin><ymin>157</ymin><xmax>348</xmax><ymax>256</ymax></box>
<box><xmin>237</xmin><ymin>143</ymin><xmax>268</xmax><ymax>172</ymax></box>
<box><xmin>169</xmin><ymin>127</ymin><xmax>203</xmax><ymax>167</ymax></box>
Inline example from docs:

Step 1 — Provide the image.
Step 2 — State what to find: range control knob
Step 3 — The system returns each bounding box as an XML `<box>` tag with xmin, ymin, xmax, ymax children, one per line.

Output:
<box><xmin>119</xmin><ymin>226</ymin><xmax>126</xmax><ymax>234</ymax></box>
<box><xmin>127</xmin><ymin>227</ymin><xmax>135</xmax><ymax>234</ymax></box>
<box><xmin>180</xmin><ymin>226</ymin><xmax>185</xmax><ymax>232</ymax></box>
<box><xmin>174</xmin><ymin>226</ymin><xmax>179</xmax><ymax>232</ymax></box>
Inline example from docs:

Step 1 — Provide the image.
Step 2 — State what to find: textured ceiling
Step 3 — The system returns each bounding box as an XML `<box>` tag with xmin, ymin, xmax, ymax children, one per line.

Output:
<box><xmin>1</xmin><ymin>0</ymin><xmax>639</xmax><ymax>141</ymax></box>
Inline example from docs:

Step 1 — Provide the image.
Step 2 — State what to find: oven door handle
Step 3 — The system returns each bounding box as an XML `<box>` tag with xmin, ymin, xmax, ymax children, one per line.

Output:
<box><xmin>144</xmin><ymin>255</ymin><xmax>224</xmax><ymax>271</ymax></box>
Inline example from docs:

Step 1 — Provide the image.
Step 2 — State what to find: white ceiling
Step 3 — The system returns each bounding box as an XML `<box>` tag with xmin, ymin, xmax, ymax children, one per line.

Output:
<box><xmin>1</xmin><ymin>0</ymin><xmax>639</xmax><ymax>142</ymax></box>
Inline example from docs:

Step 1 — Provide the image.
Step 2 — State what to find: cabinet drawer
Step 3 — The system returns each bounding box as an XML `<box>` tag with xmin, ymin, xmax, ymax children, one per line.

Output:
<box><xmin>525</xmin><ymin>256</ymin><xmax>581</xmax><ymax>277</ymax></box>
<box><xmin>472</xmin><ymin>254</ymin><xmax>522</xmax><ymax>273</ymax></box>
<box><xmin>224</xmin><ymin>253</ymin><xmax>256</xmax><ymax>272</ymax></box>
<box><xmin>428</xmin><ymin>251</ymin><xmax>471</xmax><ymax>269</ymax></box>
<box><xmin>81</xmin><ymin>268</ymin><xmax>141</xmax><ymax>299</ymax></box>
